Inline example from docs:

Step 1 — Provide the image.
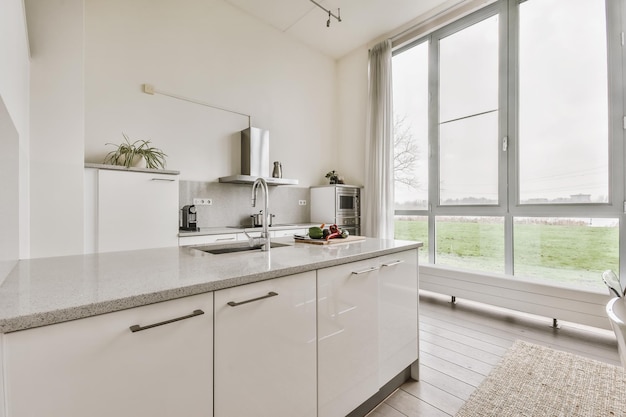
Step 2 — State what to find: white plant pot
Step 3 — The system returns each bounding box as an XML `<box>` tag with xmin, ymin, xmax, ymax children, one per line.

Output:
<box><xmin>131</xmin><ymin>155</ymin><xmax>147</xmax><ymax>168</ymax></box>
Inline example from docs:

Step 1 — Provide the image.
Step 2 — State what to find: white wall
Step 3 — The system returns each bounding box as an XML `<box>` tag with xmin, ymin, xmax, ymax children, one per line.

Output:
<box><xmin>26</xmin><ymin>0</ymin><xmax>85</xmax><ymax>258</ymax></box>
<box><xmin>0</xmin><ymin>98</ymin><xmax>19</xmax><ymax>268</ymax></box>
<box><xmin>0</xmin><ymin>1</ymin><xmax>28</xmax><ymax>411</ymax></box>
<box><xmin>0</xmin><ymin>0</ymin><xmax>30</xmax><ymax>261</ymax></box>
<box><xmin>83</xmin><ymin>0</ymin><xmax>337</xmax><ymax>186</ymax></box>
<box><xmin>25</xmin><ymin>0</ymin><xmax>339</xmax><ymax>256</ymax></box>
<box><xmin>0</xmin><ymin>0</ymin><xmax>29</xmax><ymax>132</ymax></box>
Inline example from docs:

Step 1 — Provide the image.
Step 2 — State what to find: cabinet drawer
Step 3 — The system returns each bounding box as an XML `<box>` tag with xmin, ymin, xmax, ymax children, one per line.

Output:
<box><xmin>272</xmin><ymin>228</ymin><xmax>306</xmax><ymax>238</ymax></box>
<box><xmin>4</xmin><ymin>293</ymin><xmax>213</xmax><ymax>417</ymax></box>
<box><xmin>179</xmin><ymin>233</ymin><xmax>238</xmax><ymax>246</ymax></box>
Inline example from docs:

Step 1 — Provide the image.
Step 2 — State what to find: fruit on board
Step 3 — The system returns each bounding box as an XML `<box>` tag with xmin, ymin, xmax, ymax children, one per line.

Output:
<box><xmin>309</xmin><ymin>226</ymin><xmax>324</xmax><ymax>239</ymax></box>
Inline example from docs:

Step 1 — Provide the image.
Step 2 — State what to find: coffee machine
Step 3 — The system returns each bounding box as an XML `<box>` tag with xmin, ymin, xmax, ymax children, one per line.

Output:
<box><xmin>180</xmin><ymin>205</ymin><xmax>198</xmax><ymax>231</ymax></box>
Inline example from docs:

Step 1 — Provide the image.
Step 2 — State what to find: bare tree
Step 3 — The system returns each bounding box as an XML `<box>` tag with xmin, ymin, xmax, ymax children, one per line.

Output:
<box><xmin>393</xmin><ymin>115</ymin><xmax>420</xmax><ymax>189</ymax></box>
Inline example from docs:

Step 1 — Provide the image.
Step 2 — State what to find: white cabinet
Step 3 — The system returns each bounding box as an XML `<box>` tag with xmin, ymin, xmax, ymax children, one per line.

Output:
<box><xmin>237</xmin><ymin>229</ymin><xmax>306</xmax><ymax>240</ymax></box>
<box><xmin>1</xmin><ymin>247</ymin><xmax>419</xmax><ymax>417</ymax></box>
<box><xmin>242</xmin><ymin>229</ymin><xmax>306</xmax><ymax>239</ymax></box>
<box><xmin>379</xmin><ymin>249</ymin><xmax>419</xmax><ymax>385</ymax></box>
<box><xmin>179</xmin><ymin>233</ymin><xmax>238</xmax><ymax>246</ymax></box>
<box><xmin>317</xmin><ymin>258</ymin><xmax>380</xmax><ymax>417</ymax></box>
<box><xmin>272</xmin><ymin>228</ymin><xmax>306</xmax><ymax>238</ymax></box>
<box><xmin>214</xmin><ymin>272</ymin><xmax>317</xmax><ymax>417</ymax></box>
<box><xmin>86</xmin><ymin>168</ymin><xmax>179</xmax><ymax>253</ymax></box>
<box><xmin>4</xmin><ymin>293</ymin><xmax>213</xmax><ymax>417</ymax></box>
<box><xmin>237</xmin><ymin>230</ymin><xmax>263</xmax><ymax>240</ymax></box>
<box><xmin>178</xmin><ymin>228</ymin><xmax>306</xmax><ymax>247</ymax></box>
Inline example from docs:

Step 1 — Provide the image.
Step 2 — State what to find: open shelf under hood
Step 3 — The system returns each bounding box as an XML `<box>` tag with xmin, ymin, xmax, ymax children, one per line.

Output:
<box><xmin>218</xmin><ymin>175</ymin><xmax>298</xmax><ymax>186</ymax></box>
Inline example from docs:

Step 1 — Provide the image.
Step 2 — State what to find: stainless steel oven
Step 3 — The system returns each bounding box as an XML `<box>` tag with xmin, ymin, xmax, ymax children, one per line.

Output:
<box><xmin>335</xmin><ymin>215</ymin><xmax>360</xmax><ymax>236</ymax></box>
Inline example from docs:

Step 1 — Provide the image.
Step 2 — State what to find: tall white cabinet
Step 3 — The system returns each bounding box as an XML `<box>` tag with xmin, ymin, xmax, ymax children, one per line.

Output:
<box><xmin>3</xmin><ymin>293</ymin><xmax>213</xmax><ymax>417</ymax></box>
<box><xmin>214</xmin><ymin>271</ymin><xmax>317</xmax><ymax>417</ymax></box>
<box><xmin>85</xmin><ymin>165</ymin><xmax>179</xmax><ymax>253</ymax></box>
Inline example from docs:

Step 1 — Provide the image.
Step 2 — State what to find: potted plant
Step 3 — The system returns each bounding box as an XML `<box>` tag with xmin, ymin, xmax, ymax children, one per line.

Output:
<box><xmin>325</xmin><ymin>170</ymin><xmax>340</xmax><ymax>184</ymax></box>
<box><xmin>103</xmin><ymin>133</ymin><xmax>167</xmax><ymax>169</ymax></box>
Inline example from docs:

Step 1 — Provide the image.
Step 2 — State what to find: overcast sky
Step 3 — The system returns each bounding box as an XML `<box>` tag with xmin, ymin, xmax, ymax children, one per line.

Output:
<box><xmin>392</xmin><ymin>0</ymin><xmax>608</xmax><ymax>206</ymax></box>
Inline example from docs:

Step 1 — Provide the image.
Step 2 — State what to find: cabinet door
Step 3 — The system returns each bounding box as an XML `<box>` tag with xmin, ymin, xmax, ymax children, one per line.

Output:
<box><xmin>214</xmin><ymin>272</ymin><xmax>317</xmax><ymax>417</ymax></box>
<box><xmin>317</xmin><ymin>258</ymin><xmax>380</xmax><ymax>417</ymax></box>
<box><xmin>4</xmin><ymin>293</ymin><xmax>213</xmax><ymax>417</ymax></box>
<box><xmin>98</xmin><ymin>169</ymin><xmax>179</xmax><ymax>252</ymax></box>
<box><xmin>379</xmin><ymin>249</ymin><xmax>419</xmax><ymax>385</ymax></box>
<box><xmin>272</xmin><ymin>228</ymin><xmax>306</xmax><ymax>238</ymax></box>
<box><xmin>179</xmin><ymin>233</ymin><xmax>238</xmax><ymax>246</ymax></box>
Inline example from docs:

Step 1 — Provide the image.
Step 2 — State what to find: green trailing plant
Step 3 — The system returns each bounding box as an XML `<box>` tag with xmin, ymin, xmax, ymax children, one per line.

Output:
<box><xmin>103</xmin><ymin>133</ymin><xmax>167</xmax><ymax>169</ymax></box>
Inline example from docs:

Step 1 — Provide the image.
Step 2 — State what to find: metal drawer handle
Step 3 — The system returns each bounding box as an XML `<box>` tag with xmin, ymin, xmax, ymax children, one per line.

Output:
<box><xmin>216</xmin><ymin>237</ymin><xmax>235</xmax><ymax>241</ymax></box>
<box><xmin>150</xmin><ymin>178</ymin><xmax>176</xmax><ymax>182</ymax></box>
<box><xmin>129</xmin><ymin>309</ymin><xmax>204</xmax><ymax>333</ymax></box>
<box><xmin>351</xmin><ymin>266</ymin><xmax>380</xmax><ymax>275</ymax></box>
<box><xmin>382</xmin><ymin>260</ymin><xmax>404</xmax><ymax>267</ymax></box>
<box><xmin>227</xmin><ymin>291</ymin><xmax>278</xmax><ymax>307</ymax></box>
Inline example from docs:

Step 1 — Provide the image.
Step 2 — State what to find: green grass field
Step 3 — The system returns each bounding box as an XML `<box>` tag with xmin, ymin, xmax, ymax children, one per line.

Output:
<box><xmin>394</xmin><ymin>219</ymin><xmax>619</xmax><ymax>291</ymax></box>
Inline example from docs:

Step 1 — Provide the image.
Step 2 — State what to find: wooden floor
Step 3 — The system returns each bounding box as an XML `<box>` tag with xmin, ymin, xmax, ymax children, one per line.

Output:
<box><xmin>367</xmin><ymin>290</ymin><xmax>621</xmax><ymax>417</ymax></box>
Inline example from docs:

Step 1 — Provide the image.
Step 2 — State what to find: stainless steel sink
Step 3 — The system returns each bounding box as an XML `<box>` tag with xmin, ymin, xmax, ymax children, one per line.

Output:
<box><xmin>195</xmin><ymin>242</ymin><xmax>290</xmax><ymax>254</ymax></box>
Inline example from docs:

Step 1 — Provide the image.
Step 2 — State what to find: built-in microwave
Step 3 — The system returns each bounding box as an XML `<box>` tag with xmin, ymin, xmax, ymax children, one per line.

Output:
<box><xmin>336</xmin><ymin>187</ymin><xmax>360</xmax><ymax>216</ymax></box>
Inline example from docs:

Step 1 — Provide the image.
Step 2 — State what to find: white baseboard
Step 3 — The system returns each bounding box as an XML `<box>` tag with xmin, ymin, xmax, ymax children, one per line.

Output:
<box><xmin>419</xmin><ymin>264</ymin><xmax>613</xmax><ymax>330</ymax></box>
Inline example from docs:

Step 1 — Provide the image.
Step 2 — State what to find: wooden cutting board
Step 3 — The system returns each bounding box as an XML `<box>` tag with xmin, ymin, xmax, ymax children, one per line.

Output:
<box><xmin>294</xmin><ymin>235</ymin><xmax>367</xmax><ymax>245</ymax></box>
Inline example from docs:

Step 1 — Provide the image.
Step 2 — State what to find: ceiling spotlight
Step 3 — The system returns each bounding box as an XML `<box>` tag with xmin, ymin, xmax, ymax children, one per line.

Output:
<box><xmin>310</xmin><ymin>0</ymin><xmax>342</xmax><ymax>28</ymax></box>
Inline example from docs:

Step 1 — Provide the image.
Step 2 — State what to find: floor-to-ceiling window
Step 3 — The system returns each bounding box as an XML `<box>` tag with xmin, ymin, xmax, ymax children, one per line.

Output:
<box><xmin>393</xmin><ymin>0</ymin><xmax>622</xmax><ymax>292</ymax></box>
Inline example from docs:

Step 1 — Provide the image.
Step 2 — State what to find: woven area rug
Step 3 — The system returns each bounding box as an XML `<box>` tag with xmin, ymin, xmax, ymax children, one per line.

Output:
<box><xmin>456</xmin><ymin>340</ymin><xmax>626</xmax><ymax>417</ymax></box>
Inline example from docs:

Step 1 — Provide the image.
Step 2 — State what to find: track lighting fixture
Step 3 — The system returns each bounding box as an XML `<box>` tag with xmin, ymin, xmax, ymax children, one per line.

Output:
<box><xmin>309</xmin><ymin>0</ymin><xmax>341</xmax><ymax>27</ymax></box>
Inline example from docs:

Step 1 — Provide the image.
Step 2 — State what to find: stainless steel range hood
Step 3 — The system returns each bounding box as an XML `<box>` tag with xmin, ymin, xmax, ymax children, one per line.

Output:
<box><xmin>219</xmin><ymin>127</ymin><xmax>298</xmax><ymax>186</ymax></box>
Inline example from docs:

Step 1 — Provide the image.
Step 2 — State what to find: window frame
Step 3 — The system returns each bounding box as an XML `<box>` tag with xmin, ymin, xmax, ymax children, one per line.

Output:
<box><xmin>392</xmin><ymin>0</ymin><xmax>626</xmax><ymax>280</ymax></box>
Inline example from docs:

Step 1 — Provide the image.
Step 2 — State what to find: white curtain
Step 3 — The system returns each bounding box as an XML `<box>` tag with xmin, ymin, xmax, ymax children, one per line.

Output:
<box><xmin>363</xmin><ymin>39</ymin><xmax>394</xmax><ymax>239</ymax></box>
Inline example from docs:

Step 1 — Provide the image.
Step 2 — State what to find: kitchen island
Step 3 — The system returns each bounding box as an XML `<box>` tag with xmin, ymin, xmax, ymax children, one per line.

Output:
<box><xmin>0</xmin><ymin>237</ymin><xmax>421</xmax><ymax>417</ymax></box>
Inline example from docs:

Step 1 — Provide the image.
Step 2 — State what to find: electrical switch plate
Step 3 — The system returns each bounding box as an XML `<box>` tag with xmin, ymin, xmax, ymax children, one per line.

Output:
<box><xmin>298</xmin><ymin>200</ymin><xmax>307</xmax><ymax>206</ymax></box>
<box><xmin>193</xmin><ymin>198</ymin><xmax>213</xmax><ymax>206</ymax></box>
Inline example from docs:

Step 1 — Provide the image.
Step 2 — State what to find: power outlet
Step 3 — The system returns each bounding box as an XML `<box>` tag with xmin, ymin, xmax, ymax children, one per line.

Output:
<box><xmin>193</xmin><ymin>198</ymin><xmax>213</xmax><ymax>206</ymax></box>
<box><xmin>298</xmin><ymin>200</ymin><xmax>307</xmax><ymax>206</ymax></box>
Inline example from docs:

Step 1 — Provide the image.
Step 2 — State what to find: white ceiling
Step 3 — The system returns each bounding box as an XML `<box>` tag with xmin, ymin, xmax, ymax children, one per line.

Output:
<box><xmin>223</xmin><ymin>0</ymin><xmax>460</xmax><ymax>59</ymax></box>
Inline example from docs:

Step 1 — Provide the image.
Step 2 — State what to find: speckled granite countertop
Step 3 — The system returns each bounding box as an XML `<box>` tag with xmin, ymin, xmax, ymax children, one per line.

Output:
<box><xmin>0</xmin><ymin>237</ymin><xmax>421</xmax><ymax>333</ymax></box>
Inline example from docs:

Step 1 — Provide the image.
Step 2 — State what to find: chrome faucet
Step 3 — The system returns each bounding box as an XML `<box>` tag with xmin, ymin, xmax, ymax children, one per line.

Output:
<box><xmin>251</xmin><ymin>177</ymin><xmax>270</xmax><ymax>251</ymax></box>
